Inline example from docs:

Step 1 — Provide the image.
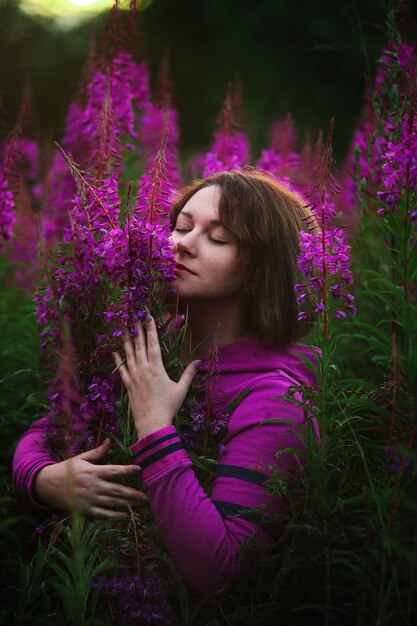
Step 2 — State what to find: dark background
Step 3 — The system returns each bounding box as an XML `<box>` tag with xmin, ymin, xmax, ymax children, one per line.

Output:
<box><xmin>0</xmin><ymin>0</ymin><xmax>415</xmax><ymax>163</ymax></box>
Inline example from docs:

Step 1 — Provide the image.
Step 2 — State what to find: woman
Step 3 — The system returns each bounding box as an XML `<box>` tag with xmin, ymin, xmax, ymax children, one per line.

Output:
<box><xmin>13</xmin><ymin>170</ymin><xmax>320</xmax><ymax>595</ymax></box>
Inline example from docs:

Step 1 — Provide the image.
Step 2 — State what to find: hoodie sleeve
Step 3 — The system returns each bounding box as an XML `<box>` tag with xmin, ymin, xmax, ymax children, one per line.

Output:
<box><xmin>12</xmin><ymin>416</ymin><xmax>57</xmax><ymax>507</ymax></box>
<box><xmin>130</xmin><ymin>374</ymin><xmax>314</xmax><ymax>596</ymax></box>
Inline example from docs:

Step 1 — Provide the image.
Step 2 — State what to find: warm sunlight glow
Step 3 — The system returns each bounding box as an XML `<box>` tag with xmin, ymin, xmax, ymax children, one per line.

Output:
<box><xmin>69</xmin><ymin>0</ymin><xmax>109</xmax><ymax>6</ymax></box>
<box><xmin>18</xmin><ymin>0</ymin><xmax>135</xmax><ymax>28</ymax></box>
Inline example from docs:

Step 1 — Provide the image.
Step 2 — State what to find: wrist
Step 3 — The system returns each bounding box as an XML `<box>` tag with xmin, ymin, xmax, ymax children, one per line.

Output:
<box><xmin>34</xmin><ymin>463</ymin><xmax>56</xmax><ymax>505</ymax></box>
<box><xmin>34</xmin><ymin>462</ymin><xmax>69</xmax><ymax>510</ymax></box>
<box><xmin>135</xmin><ymin>420</ymin><xmax>172</xmax><ymax>440</ymax></box>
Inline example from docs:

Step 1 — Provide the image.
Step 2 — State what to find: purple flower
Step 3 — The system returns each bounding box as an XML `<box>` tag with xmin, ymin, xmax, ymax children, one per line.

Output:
<box><xmin>87</xmin><ymin>374</ymin><xmax>118</xmax><ymax>413</ymax></box>
<box><xmin>189</xmin><ymin>396</ymin><xmax>230</xmax><ymax>438</ymax></box>
<box><xmin>341</xmin><ymin>41</ymin><xmax>417</xmax><ymax>220</ymax></box>
<box><xmin>96</xmin><ymin>569</ymin><xmax>172</xmax><ymax>625</ymax></box>
<box><xmin>257</xmin><ymin>115</ymin><xmax>302</xmax><ymax>191</ymax></box>
<box><xmin>0</xmin><ymin>128</ymin><xmax>25</xmax><ymax>249</ymax></box>
<box><xmin>35</xmin><ymin>524</ymin><xmax>46</xmax><ymax>534</ymax></box>
<box><xmin>203</xmin><ymin>86</ymin><xmax>249</xmax><ymax>177</ymax></box>
<box><xmin>384</xmin><ymin>445</ymin><xmax>411</xmax><ymax>474</ymax></box>
<box><xmin>36</xmin><ymin>109</ymin><xmax>176</xmax><ymax>458</ymax></box>
<box><xmin>378</xmin><ymin>112</ymin><xmax>417</xmax><ymax>216</ymax></box>
<box><xmin>0</xmin><ymin>175</ymin><xmax>15</xmax><ymax>246</ymax></box>
<box><xmin>295</xmin><ymin>120</ymin><xmax>356</xmax><ymax>323</ymax></box>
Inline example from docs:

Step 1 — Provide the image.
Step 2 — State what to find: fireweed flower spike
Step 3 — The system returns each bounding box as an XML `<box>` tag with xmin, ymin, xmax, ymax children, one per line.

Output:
<box><xmin>95</xmin><ymin>130</ymin><xmax>176</xmax><ymax>340</ymax></box>
<box><xmin>0</xmin><ymin>170</ymin><xmax>16</xmax><ymax>248</ymax></box>
<box><xmin>78</xmin><ymin>4</ymin><xmax>143</xmax><ymax>171</ymax></box>
<box><xmin>0</xmin><ymin>124</ymin><xmax>41</xmax><ymax>288</ymax></box>
<box><xmin>203</xmin><ymin>83</ymin><xmax>249</xmax><ymax>177</ymax></box>
<box><xmin>342</xmin><ymin>42</ymin><xmax>417</xmax><ymax>222</ymax></box>
<box><xmin>6</xmin><ymin>171</ymin><xmax>39</xmax><ymax>290</ymax></box>
<box><xmin>378</xmin><ymin>91</ymin><xmax>417</xmax><ymax>217</ymax></box>
<box><xmin>38</xmin><ymin>46</ymin><xmax>151</xmax><ymax>244</ymax></box>
<box><xmin>60</xmin><ymin>5</ymin><xmax>151</xmax><ymax>176</ymax></box>
<box><xmin>295</xmin><ymin>119</ymin><xmax>356</xmax><ymax>330</ymax></box>
<box><xmin>88</xmin><ymin>71</ymin><xmax>123</xmax><ymax>181</ymax></box>
<box><xmin>37</xmin><ymin>125</ymin><xmax>176</xmax><ymax>455</ymax></box>
<box><xmin>257</xmin><ymin>114</ymin><xmax>302</xmax><ymax>192</ymax></box>
<box><xmin>0</xmin><ymin>121</ymin><xmax>24</xmax><ymax>249</ymax></box>
<box><xmin>135</xmin><ymin>128</ymin><xmax>176</xmax><ymax>220</ymax></box>
<box><xmin>22</xmin><ymin>2</ymin><xmax>180</xmax><ymax>618</ymax></box>
<box><xmin>41</xmin><ymin>150</ymin><xmax>74</xmax><ymax>246</ymax></box>
<box><xmin>137</xmin><ymin>102</ymin><xmax>181</xmax><ymax>206</ymax></box>
<box><xmin>34</xmin><ymin>140</ymin><xmax>124</xmax><ymax>452</ymax></box>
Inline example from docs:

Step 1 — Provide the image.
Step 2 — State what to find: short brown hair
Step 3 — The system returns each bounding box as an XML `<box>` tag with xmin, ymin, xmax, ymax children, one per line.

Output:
<box><xmin>170</xmin><ymin>170</ymin><xmax>319</xmax><ymax>348</ymax></box>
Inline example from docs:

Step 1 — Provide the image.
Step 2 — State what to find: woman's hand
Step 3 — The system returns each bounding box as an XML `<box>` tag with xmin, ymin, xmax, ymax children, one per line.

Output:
<box><xmin>113</xmin><ymin>315</ymin><xmax>200</xmax><ymax>440</ymax></box>
<box><xmin>34</xmin><ymin>438</ymin><xmax>147</xmax><ymax>519</ymax></box>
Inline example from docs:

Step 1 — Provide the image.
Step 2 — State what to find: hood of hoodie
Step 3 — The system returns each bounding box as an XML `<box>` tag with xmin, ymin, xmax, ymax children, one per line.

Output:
<box><xmin>199</xmin><ymin>336</ymin><xmax>318</xmax><ymax>401</ymax></box>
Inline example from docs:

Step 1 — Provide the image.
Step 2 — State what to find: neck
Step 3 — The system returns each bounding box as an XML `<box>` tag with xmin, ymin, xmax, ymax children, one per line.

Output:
<box><xmin>178</xmin><ymin>297</ymin><xmax>252</xmax><ymax>360</ymax></box>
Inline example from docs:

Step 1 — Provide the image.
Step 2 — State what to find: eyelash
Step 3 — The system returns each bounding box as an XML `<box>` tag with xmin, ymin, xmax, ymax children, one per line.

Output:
<box><xmin>174</xmin><ymin>228</ymin><xmax>228</xmax><ymax>245</ymax></box>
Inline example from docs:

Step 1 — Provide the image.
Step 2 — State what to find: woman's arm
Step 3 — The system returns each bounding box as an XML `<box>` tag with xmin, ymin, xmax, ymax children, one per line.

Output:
<box><xmin>130</xmin><ymin>376</ymin><xmax>310</xmax><ymax>595</ymax></box>
<box><xmin>13</xmin><ymin>417</ymin><xmax>149</xmax><ymax>517</ymax></box>
<box><xmin>114</xmin><ymin>319</ymin><xmax>313</xmax><ymax>595</ymax></box>
<box><xmin>12</xmin><ymin>415</ymin><xmax>58</xmax><ymax>507</ymax></box>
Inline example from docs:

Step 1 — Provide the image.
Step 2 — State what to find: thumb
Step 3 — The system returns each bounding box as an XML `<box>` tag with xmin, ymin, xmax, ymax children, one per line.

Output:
<box><xmin>177</xmin><ymin>360</ymin><xmax>201</xmax><ymax>398</ymax></box>
<box><xmin>78</xmin><ymin>437</ymin><xmax>111</xmax><ymax>463</ymax></box>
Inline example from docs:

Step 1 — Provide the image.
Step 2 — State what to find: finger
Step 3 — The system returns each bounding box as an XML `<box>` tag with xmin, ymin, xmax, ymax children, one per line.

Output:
<box><xmin>95</xmin><ymin>494</ymin><xmax>149</xmax><ymax>508</ymax></box>
<box><xmin>96</xmin><ymin>464</ymin><xmax>143</xmax><ymax>479</ymax></box>
<box><xmin>78</xmin><ymin>438</ymin><xmax>111</xmax><ymax>462</ymax></box>
<box><xmin>134</xmin><ymin>320</ymin><xmax>147</xmax><ymax>361</ymax></box>
<box><xmin>88</xmin><ymin>507</ymin><xmax>129</xmax><ymax>519</ymax></box>
<box><xmin>98</xmin><ymin>484</ymin><xmax>147</xmax><ymax>501</ymax></box>
<box><xmin>177</xmin><ymin>360</ymin><xmax>202</xmax><ymax>401</ymax></box>
<box><xmin>145</xmin><ymin>315</ymin><xmax>162</xmax><ymax>361</ymax></box>
<box><xmin>112</xmin><ymin>351</ymin><xmax>130</xmax><ymax>385</ymax></box>
<box><xmin>121</xmin><ymin>328</ymin><xmax>136</xmax><ymax>364</ymax></box>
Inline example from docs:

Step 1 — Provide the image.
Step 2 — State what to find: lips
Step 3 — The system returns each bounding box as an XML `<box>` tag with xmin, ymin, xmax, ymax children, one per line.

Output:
<box><xmin>174</xmin><ymin>262</ymin><xmax>196</xmax><ymax>275</ymax></box>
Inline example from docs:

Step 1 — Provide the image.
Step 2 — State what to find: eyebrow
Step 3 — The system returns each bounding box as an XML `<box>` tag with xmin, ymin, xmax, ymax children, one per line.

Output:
<box><xmin>179</xmin><ymin>211</ymin><xmax>222</xmax><ymax>226</ymax></box>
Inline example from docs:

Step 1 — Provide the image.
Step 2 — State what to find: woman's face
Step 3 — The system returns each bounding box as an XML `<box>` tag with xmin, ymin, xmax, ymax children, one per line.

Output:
<box><xmin>171</xmin><ymin>185</ymin><xmax>247</xmax><ymax>304</ymax></box>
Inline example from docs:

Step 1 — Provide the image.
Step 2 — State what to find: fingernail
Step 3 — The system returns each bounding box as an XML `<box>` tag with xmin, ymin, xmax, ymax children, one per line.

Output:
<box><xmin>132</xmin><ymin>465</ymin><xmax>141</xmax><ymax>473</ymax></box>
<box><xmin>103</xmin><ymin>437</ymin><xmax>111</xmax><ymax>445</ymax></box>
<box><xmin>146</xmin><ymin>313</ymin><xmax>153</xmax><ymax>324</ymax></box>
<box><xmin>141</xmin><ymin>495</ymin><xmax>149</xmax><ymax>502</ymax></box>
<box><xmin>194</xmin><ymin>360</ymin><xmax>202</xmax><ymax>369</ymax></box>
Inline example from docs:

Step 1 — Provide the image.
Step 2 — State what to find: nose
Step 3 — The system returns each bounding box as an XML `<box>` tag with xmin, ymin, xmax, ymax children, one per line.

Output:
<box><xmin>172</xmin><ymin>232</ymin><xmax>196</xmax><ymax>257</ymax></box>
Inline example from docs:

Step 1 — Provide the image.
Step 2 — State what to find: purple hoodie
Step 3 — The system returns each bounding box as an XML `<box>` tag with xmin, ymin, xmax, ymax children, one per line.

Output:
<box><xmin>13</xmin><ymin>337</ymin><xmax>318</xmax><ymax>595</ymax></box>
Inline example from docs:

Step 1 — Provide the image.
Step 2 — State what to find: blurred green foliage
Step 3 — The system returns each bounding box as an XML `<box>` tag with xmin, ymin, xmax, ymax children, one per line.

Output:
<box><xmin>0</xmin><ymin>0</ymin><xmax>404</xmax><ymax>160</ymax></box>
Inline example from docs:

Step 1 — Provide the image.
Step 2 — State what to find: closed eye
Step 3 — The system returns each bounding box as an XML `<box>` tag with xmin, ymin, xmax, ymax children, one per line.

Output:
<box><xmin>208</xmin><ymin>236</ymin><xmax>228</xmax><ymax>245</ymax></box>
<box><xmin>174</xmin><ymin>227</ymin><xmax>229</xmax><ymax>244</ymax></box>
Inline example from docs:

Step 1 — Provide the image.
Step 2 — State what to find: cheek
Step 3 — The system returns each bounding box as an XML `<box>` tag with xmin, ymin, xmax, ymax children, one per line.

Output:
<box><xmin>211</xmin><ymin>253</ymin><xmax>243</xmax><ymax>284</ymax></box>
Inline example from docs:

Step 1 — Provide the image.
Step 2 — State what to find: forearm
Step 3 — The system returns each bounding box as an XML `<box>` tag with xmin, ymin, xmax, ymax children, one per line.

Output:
<box><xmin>130</xmin><ymin>376</ymin><xmax>316</xmax><ymax>595</ymax></box>
<box><xmin>131</xmin><ymin>426</ymin><xmax>274</xmax><ymax>596</ymax></box>
<box><xmin>12</xmin><ymin>416</ymin><xmax>57</xmax><ymax>507</ymax></box>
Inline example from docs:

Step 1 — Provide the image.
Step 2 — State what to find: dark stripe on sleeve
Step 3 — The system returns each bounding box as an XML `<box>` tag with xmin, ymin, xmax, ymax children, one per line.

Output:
<box><xmin>216</xmin><ymin>464</ymin><xmax>269</xmax><ymax>486</ymax></box>
<box><xmin>139</xmin><ymin>441</ymin><xmax>185</xmax><ymax>470</ymax></box>
<box><xmin>133</xmin><ymin>431</ymin><xmax>179</xmax><ymax>459</ymax></box>
<box><xmin>212</xmin><ymin>500</ymin><xmax>280</xmax><ymax>541</ymax></box>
